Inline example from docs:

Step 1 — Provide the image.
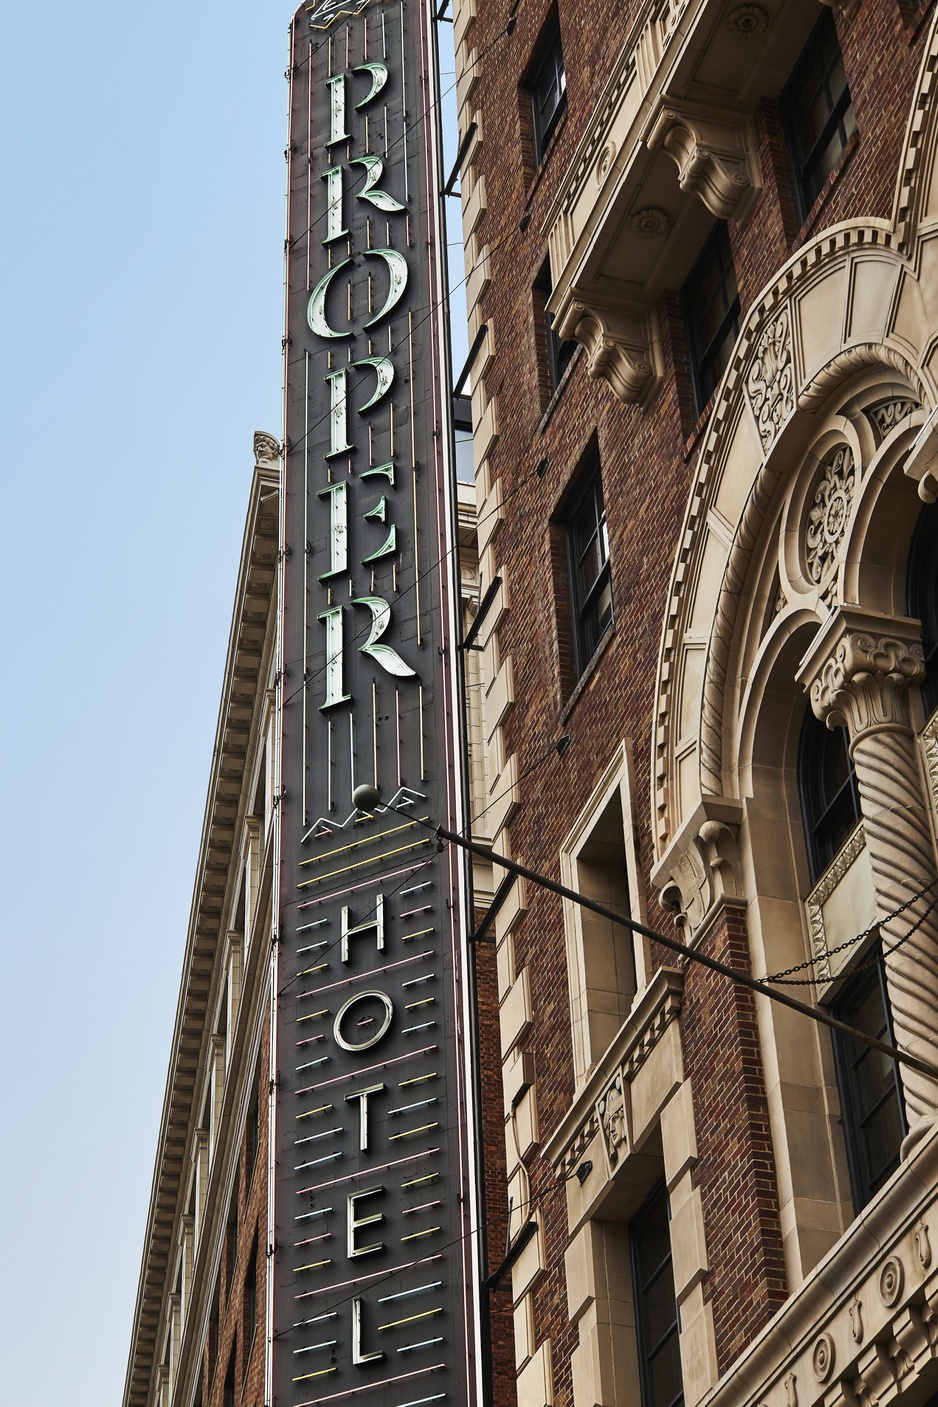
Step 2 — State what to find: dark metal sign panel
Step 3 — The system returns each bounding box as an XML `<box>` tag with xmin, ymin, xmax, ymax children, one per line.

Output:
<box><xmin>274</xmin><ymin>6</ymin><xmax>478</xmax><ymax>1407</ymax></box>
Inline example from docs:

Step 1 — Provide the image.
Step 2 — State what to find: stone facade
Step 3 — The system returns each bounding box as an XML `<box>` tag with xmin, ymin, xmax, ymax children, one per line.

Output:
<box><xmin>452</xmin><ymin>4</ymin><xmax>938</xmax><ymax>1407</ymax></box>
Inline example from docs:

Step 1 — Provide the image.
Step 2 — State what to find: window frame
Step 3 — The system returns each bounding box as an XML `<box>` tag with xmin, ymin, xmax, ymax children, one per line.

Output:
<box><xmin>681</xmin><ymin>222</ymin><xmax>740</xmax><ymax>418</ymax></box>
<box><xmin>527</xmin><ymin>12</ymin><xmax>566</xmax><ymax>165</ymax></box>
<box><xmin>535</xmin><ymin>257</ymin><xmax>575</xmax><ymax>398</ymax></box>
<box><xmin>630</xmin><ymin>1181</ymin><xmax>684</xmax><ymax>1407</ymax></box>
<box><xmin>829</xmin><ymin>954</ymin><xmax>907</xmax><ymax>1210</ymax></box>
<box><xmin>798</xmin><ymin>706</ymin><xmax>861</xmax><ymax>885</ymax></box>
<box><xmin>563</xmin><ymin>454</ymin><xmax>613</xmax><ymax>678</ymax></box>
<box><xmin>780</xmin><ymin>8</ymin><xmax>856</xmax><ymax>220</ymax></box>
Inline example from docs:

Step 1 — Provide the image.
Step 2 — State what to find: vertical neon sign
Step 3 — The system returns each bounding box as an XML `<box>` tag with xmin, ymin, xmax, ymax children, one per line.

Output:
<box><xmin>273</xmin><ymin>4</ymin><xmax>479</xmax><ymax>1407</ymax></box>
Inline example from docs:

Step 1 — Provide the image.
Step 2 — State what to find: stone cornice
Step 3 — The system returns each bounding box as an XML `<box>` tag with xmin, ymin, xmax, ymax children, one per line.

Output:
<box><xmin>122</xmin><ymin>447</ymin><xmax>280</xmax><ymax>1407</ymax></box>
<box><xmin>696</xmin><ymin>1126</ymin><xmax>938</xmax><ymax>1407</ymax></box>
<box><xmin>541</xmin><ymin>967</ymin><xmax>685</xmax><ymax>1174</ymax></box>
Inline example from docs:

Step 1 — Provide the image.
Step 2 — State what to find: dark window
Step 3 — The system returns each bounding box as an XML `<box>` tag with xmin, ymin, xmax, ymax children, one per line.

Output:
<box><xmin>225</xmin><ymin>1188</ymin><xmax>239</xmax><ymax>1300</ymax></box>
<box><xmin>682</xmin><ymin>223</ymin><xmax>740</xmax><ymax>416</ymax></box>
<box><xmin>630</xmin><ymin>1182</ymin><xmax>684</xmax><ymax>1407</ymax></box>
<box><xmin>223</xmin><ymin>1346</ymin><xmax>237</xmax><ymax>1407</ymax></box>
<box><xmin>208</xmin><ymin>1278</ymin><xmax>221</xmax><ymax>1380</ymax></box>
<box><xmin>565</xmin><ymin>457</ymin><xmax>613</xmax><ymax>676</ymax></box>
<box><xmin>244</xmin><ymin>1235</ymin><xmax>259</xmax><ymax>1375</ymax></box>
<box><xmin>527</xmin><ymin>13</ymin><xmax>566</xmax><ymax>164</ymax></box>
<box><xmin>245</xmin><ymin>1066</ymin><xmax>260</xmax><ymax>1188</ymax></box>
<box><xmin>798</xmin><ymin>707</ymin><xmax>861</xmax><ymax>884</ymax></box>
<box><xmin>781</xmin><ymin>10</ymin><xmax>856</xmax><ymax>219</ymax></box>
<box><xmin>830</xmin><ymin>955</ymin><xmax>906</xmax><ymax>1209</ymax></box>
<box><xmin>453</xmin><ymin>393</ymin><xmax>475</xmax><ymax>483</ymax></box>
<box><xmin>907</xmin><ymin>501</ymin><xmax>938</xmax><ymax>719</ymax></box>
<box><xmin>535</xmin><ymin>258</ymin><xmax>575</xmax><ymax>396</ymax></box>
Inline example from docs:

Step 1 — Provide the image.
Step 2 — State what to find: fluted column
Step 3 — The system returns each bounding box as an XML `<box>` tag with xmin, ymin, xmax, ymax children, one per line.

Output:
<box><xmin>798</xmin><ymin>609</ymin><xmax>938</xmax><ymax>1144</ymax></box>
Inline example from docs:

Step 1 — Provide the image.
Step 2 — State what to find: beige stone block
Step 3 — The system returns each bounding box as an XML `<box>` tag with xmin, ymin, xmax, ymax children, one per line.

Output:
<box><xmin>514</xmin><ymin>1293</ymin><xmax>535</xmax><ymax>1370</ymax></box>
<box><xmin>565</xmin><ymin>1221</ymin><xmax>600</xmax><ymax>1325</ymax></box>
<box><xmin>507</xmin><ymin>1166</ymin><xmax>529</xmax><ymax>1238</ymax></box>
<box><xmin>496</xmin><ymin>933</ymin><xmax>515</xmax><ymax>997</ymax></box>
<box><xmin>630</xmin><ymin>1019</ymin><xmax>682</xmax><ymax>1146</ymax></box>
<box><xmin>846</xmin><ymin>255</ymin><xmax>901</xmax><ymax>343</ymax></box>
<box><xmin>514</xmin><ymin>1086</ymin><xmax>540</xmax><ymax>1161</ymax></box>
<box><xmin>466</xmin><ymin>241</ymin><xmax>491</xmax><ymax>312</ymax></box>
<box><xmin>517</xmin><ymin>1338</ymin><xmax>553</xmax><ymax>1407</ymax></box>
<box><xmin>500</xmin><ymin>963</ymin><xmax>533</xmax><ymax>1059</ymax></box>
<box><xmin>670</xmin><ymin>1179</ymin><xmax>709</xmax><ymax>1301</ymax></box>
<box><xmin>503</xmin><ymin>1045</ymin><xmax>535</xmax><ymax>1115</ymax></box>
<box><xmin>661</xmin><ymin>1080</ymin><xmax>697</xmax><ymax>1191</ymax></box>
<box><xmin>484</xmin><ymin>655</ymin><xmax>515</xmax><ymax>743</ymax></box>
<box><xmin>511</xmin><ymin>1213</ymin><xmax>546</xmax><ymax>1302</ymax></box>
<box><xmin>678</xmin><ymin>1290</ymin><xmax>719</xmax><ymax>1407</ymax></box>
<box><xmin>796</xmin><ymin>265</ymin><xmax>848</xmax><ymax>381</ymax></box>
<box><xmin>494</xmin><ymin>873</ymin><xmax>527</xmax><ymax>944</ymax></box>
<box><xmin>710</xmin><ymin>408</ymin><xmax>763</xmax><ymax>543</ymax></box>
<box><xmin>453</xmin><ymin>0</ymin><xmax>476</xmax><ymax>51</ymax></box>
<box><xmin>477</xmin><ymin>474</ymin><xmax>503</xmax><ymax>557</ymax></box>
<box><xmin>487</xmin><ymin>751</ymin><xmax>520</xmax><ymax>837</ymax></box>
<box><xmin>474</xmin><ymin>392</ymin><xmax>499</xmax><ymax>471</ymax></box>
<box><xmin>463</xmin><ymin>172</ymin><xmax>487</xmax><ymax>239</ymax></box>
<box><xmin>455</xmin><ymin>48</ymin><xmax>478</xmax><ymax>110</ymax></box>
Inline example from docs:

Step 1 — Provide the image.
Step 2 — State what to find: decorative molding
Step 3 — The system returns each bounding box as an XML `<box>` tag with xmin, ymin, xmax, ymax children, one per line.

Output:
<box><xmin>253</xmin><ymin>430</ymin><xmax>282</xmax><ymax>464</ymax></box>
<box><xmin>597</xmin><ymin>1073</ymin><xmax>627</xmax><ymax>1168</ymax></box>
<box><xmin>654</xmin><ymin>797</ymin><xmax>744</xmax><ymax>938</ymax></box>
<box><xmin>803</xmin><ymin>824</ymin><xmax>866</xmax><ymax>987</ymax></box>
<box><xmin>866</xmin><ymin>396</ymin><xmax>919</xmax><ymax>441</ymax></box>
<box><xmin>798</xmin><ymin>344</ymin><xmax>916</xmax><ymax>413</ymax></box>
<box><xmin>879</xmin><ymin>1258</ymin><xmax>905</xmax><ymax>1309</ymax></box>
<box><xmin>800</xmin><ymin>615</ymin><xmax>924</xmax><ymax>738</ymax></box>
<box><xmin>647</xmin><ymin>97</ymin><xmax>761</xmax><ymax>223</ymax></box>
<box><xmin>727</xmin><ymin>3</ymin><xmax>768</xmax><ymax>36</ymax></box>
<box><xmin>631</xmin><ymin>205</ymin><xmax>671</xmax><ymax>237</ymax></box>
<box><xmin>805</xmin><ymin>445</ymin><xmax>856</xmax><ymax>585</ymax></box>
<box><xmin>543</xmin><ymin>968</ymin><xmax>684</xmax><ymax>1175</ymax></box>
<box><xmin>812</xmin><ymin>1334</ymin><xmax>835</xmax><ymax>1384</ymax></box>
<box><xmin>555</xmin><ymin>289</ymin><xmax>661</xmax><ymax>405</ymax></box>
<box><xmin>747</xmin><ymin>308</ymin><xmax>795</xmax><ymax>452</ymax></box>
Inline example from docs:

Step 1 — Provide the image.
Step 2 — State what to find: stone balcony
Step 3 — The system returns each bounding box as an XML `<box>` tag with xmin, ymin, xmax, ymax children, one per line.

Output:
<box><xmin>543</xmin><ymin>0</ymin><xmax>821</xmax><ymax>404</ymax></box>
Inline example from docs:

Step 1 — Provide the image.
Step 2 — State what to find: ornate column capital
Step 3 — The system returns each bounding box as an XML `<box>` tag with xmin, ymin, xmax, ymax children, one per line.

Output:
<box><xmin>796</xmin><ymin>608</ymin><xmax>925</xmax><ymax>741</ymax></box>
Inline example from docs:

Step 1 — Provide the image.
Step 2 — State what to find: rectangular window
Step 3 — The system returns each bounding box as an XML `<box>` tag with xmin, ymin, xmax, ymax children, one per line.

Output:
<box><xmin>630</xmin><ymin>1182</ymin><xmax>684</xmax><ymax>1407</ymax></box>
<box><xmin>781</xmin><ymin>10</ymin><xmax>856</xmax><ymax>219</ymax></box>
<box><xmin>527</xmin><ymin>13</ymin><xmax>566</xmax><ymax>164</ymax></box>
<box><xmin>535</xmin><ymin>257</ymin><xmax>575</xmax><ymax>396</ymax></box>
<box><xmin>682</xmin><ymin>222</ymin><xmax>740</xmax><ymax>416</ymax></box>
<box><xmin>453</xmin><ymin>393</ymin><xmax>475</xmax><ymax>483</ymax></box>
<box><xmin>245</xmin><ymin>1065</ymin><xmax>260</xmax><ymax>1189</ymax></box>
<box><xmin>244</xmin><ymin>1235</ymin><xmax>259</xmax><ymax>1377</ymax></box>
<box><xmin>830</xmin><ymin>956</ymin><xmax>906</xmax><ymax>1210</ymax></box>
<box><xmin>223</xmin><ymin>1346</ymin><xmax>237</xmax><ymax>1407</ymax></box>
<box><xmin>564</xmin><ymin>456</ymin><xmax>613</xmax><ymax>677</ymax></box>
<box><xmin>225</xmin><ymin>1188</ymin><xmax>239</xmax><ymax>1300</ymax></box>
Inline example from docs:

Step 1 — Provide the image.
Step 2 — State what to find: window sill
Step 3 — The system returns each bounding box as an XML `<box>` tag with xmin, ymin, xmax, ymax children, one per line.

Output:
<box><xmin>560</xmin><ymin>621</ymin><xmax>616</xmax><ymax>723</ymax></box>
<box><xmin>793</xmin><ymin>130</ymin><xmax>860</xmax><ymax>250</ymax></box>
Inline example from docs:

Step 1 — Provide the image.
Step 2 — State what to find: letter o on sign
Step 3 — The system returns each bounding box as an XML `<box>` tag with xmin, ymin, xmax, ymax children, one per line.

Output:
<box><xmin>333</xmin><ymin>990</ymin><xmax>394</xmax><ymax>1052</ymax></box>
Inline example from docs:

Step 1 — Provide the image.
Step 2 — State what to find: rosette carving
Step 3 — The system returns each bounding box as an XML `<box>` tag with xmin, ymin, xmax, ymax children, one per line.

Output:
<box><xmin>805</xmin><ymin>446</ymin><xmax>856</xmax><ymax>584</ymax></box>
<box><xmin>747</xmin><ymin>309</ymin><xmax>794</xmax><ymax>451</ymax></box>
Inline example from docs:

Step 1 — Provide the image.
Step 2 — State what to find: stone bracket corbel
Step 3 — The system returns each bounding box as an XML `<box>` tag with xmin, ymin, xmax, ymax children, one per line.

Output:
<box><xmin>552</xmin><ymin>286</ymin><xmax>662</xmax><ymax>406</ymax></box>
<box><xmin>646</xmin><ymin>97</ymin><xmax>761</xmax><ymax>225</ymax></box>
<box><xmin>651</xmin><ymin>795</ymin><xmax>745</xmax><ymax>940</ymax></box>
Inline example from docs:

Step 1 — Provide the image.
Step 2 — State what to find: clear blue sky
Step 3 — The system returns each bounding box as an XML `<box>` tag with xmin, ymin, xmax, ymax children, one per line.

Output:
<box><xmin>0</xmin><ymin>3</ymin><xmax>462</xmax><ymax>1401</ymax></box>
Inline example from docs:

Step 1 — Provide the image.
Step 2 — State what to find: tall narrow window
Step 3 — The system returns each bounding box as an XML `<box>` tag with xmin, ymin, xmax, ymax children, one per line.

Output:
<box><xmin>682</xmin><ymin>223</ymin><xmax>740</xmax><ymax>416</ymax></box>
<box><xmin>245</xmin><ymin>1065</ymin><xmax>261</xmax><ymax>1189</ymax></box>
<box><xmin>223</xmin><ymin>1346</ymin><xmax>237</xmax><ymax>1407</ymax></box>
<box><xmin>630</xmin><ymin>1182</ymin><xmax>684</xmax><ymax>1407</ymax></box>
<box><xmin>527</xmin><ymin>12</ymin><xmax>566</xmax><ymax>164</ymax></box>
<box><xmin>798</xmin><ymin>706</ymin><xmax>861</xmax><ymax>884</ymax></box>
<box><xmin>781</xmin><ymin>10</ymin><xmax>856</xmax><ymax>218</ymax></box>
<box><xmin>907</xmin><ymin>501</ymin><xmax>938</xmax><ymax>720</ymax></box>
<box><xmin>535</xmin><ymin>257</ymin><xmax>575</xmax><ymax>397</ymax></box>
<box><xmin>244</xmin><ymin>1234</ymin><xmax>259</xmax><ymax>1375</ymax></box>
<box><xmin>225</xmin><ymin>1187</ymin><xmax>239</xmax><ymax>1300</ymax></box>
<box><xmin>829</xmin><ymin>955</ymin><xmax>906</xmax><ymax>1209</ymax></box>
<box><xmin>564</xmin><ymin>456</ymin><xmax>613</xmax><ymax>676</ymax></box>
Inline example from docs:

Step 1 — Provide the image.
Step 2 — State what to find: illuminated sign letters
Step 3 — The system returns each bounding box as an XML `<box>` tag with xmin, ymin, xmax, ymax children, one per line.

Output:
<box><xmin>274</xmin><ymin>5</ymin><xmax>478</xmax><ymax>1407</ymax></box>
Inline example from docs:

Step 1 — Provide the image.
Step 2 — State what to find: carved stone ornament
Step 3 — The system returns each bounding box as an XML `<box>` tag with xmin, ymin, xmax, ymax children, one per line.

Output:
<box><xmin>784</xmin><ymin>1371</ymin><xmax>798</xmax><ymax>1407</ymax></box>
<box><xmin>556</xmin><ymin>291</ymin><xmax>659</xmax><ymax>406</ymax></box>
<box><xmin>631</xmin><ymin>207</ymin><xmax>671</xmax><ymax>238</ymax></box>
<box><xmin>867</xmin><ymin>396</ymin><xmax>919</xmax><ymax>440</ymax></box>
<box><xmin>879</xmin><ymin>1256</ymin><xmax>905</xmax><ymax>1308</ymax></box>
<box><xmin>805</xmin><ymin>445</ymin><xmax>856</xmax><ymax>584</ymax></box>
<box><xmin>646</xmin><ymin>99</ymin><xmax>760</xmax><ymax>224</ymax></box>
<box><xmin>253</xmin><ymin>430</ymin><xmax>282</xmax><ymax>464</ymax></box>
<box><xmin>747</xmin><ymin>307</ymin><xmax>794</xmax><ymax>451</ymax></box>
<box><xmin>597</xmin><ymin>1073</ymin><xmax>627</xmax><ymax>1166</ymax></box>
<box><xmin>812</xmin><ymin>1332</ymin><xmax>835</xmax><ymax>1383</ymax></box>
<box><xmin>656</xmin><ymin>802</ymin><xmax>743</xmax><ymax>937</ymax></box>
<box><xmin>803</xmin><ymin>823</ymin><xmax>866</xmax><ymax>986</ymax></box>
<box><xmin>727</xmin><ymin>3</ymin><xmax>769</xmax><ymax>36</ymax></box>
<box><xmin>807</xmin><ymin>630</ymin><xmax>924</xmax><ymax>738</ymax></box>
<box><xmin>915</xmin><ymin>1219</ymin><xmax>932</xmax><ymax>1270</ymax></box>
<box><xmin>850</xmin><ymin>1295</ymin><xmax>864</xmax><ymax>1344</ymax></box>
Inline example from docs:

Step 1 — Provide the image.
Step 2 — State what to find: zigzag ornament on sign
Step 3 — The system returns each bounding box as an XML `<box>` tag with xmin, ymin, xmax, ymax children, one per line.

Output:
<box><xmin>274</xmin><ymin>4</ymin><xmax>478</xmax><ymax>1407</ymax></box>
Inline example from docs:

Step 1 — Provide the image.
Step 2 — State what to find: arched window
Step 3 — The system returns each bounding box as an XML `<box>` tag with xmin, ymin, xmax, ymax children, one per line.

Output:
<box><xmin>798</xmin><ymin>706</ymin><xmax>860</xmax><ymax>884</ymax></box>
<box><xmin>907</xmin><ymin>501</ymin><xmax>938</xmax><ymax>720</ymax></box>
